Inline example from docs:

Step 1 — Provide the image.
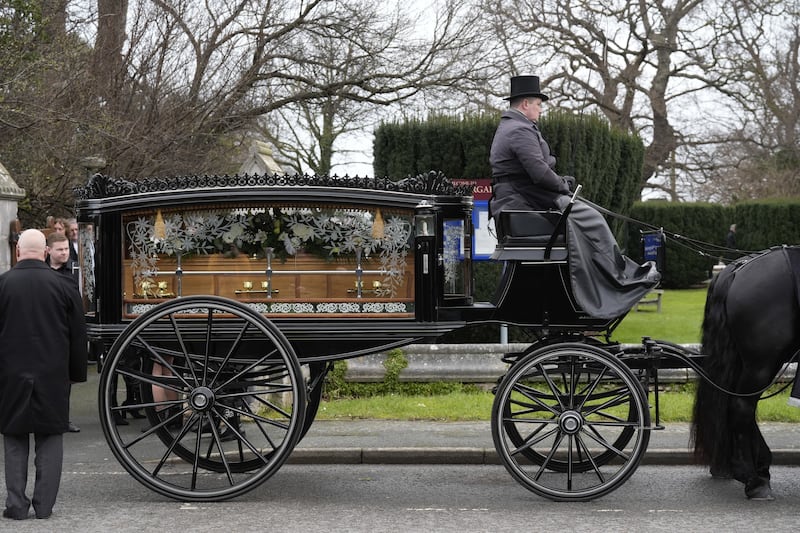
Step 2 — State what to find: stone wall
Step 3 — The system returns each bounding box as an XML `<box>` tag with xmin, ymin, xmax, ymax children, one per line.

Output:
<box><xmin>0</xmin><ymin>162</ymin><xmax>25</xmax><ymax>273</ymax></box>
<box><xmin>343</xmin><ymin>343</ymin><xmax>795</xmax><ymax>384</ymax></box>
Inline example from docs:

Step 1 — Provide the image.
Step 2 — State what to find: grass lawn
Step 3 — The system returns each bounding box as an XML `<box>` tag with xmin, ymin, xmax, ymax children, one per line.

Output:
<box><xmin>317</xmin><ymin>387</ymin><xmax>800</xmax><ymax>423</ymax></box>
<box><xmin>608</xmin><ymin>288</ymin><xmax>707</xmax><ymax>344</ymax></box>
<box><xmin>318</xmin><ymin>288</ymin><xmax>800</xmax><ymax>423</ymax></box>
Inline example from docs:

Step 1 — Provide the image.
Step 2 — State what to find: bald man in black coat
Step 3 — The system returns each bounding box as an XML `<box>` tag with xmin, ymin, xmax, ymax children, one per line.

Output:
<box><xmin>0</xmin><ymin>229</ymin><xmax>87</xmax><ymax>520</ymax></box>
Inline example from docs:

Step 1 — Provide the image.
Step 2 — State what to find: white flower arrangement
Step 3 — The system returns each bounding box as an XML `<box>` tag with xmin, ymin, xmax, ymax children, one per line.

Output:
<box><xmin>125</xmin><ymin>205</ymin><xmax>413</xmax><ymax>298</ymax></box>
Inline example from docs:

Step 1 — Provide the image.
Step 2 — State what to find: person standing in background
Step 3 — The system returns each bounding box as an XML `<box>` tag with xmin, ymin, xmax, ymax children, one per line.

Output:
<box><xmin>726</xmin><ymin>224</ymin><xmax>737</xmax><ymax>249</ymax></box>
<box><xmin>66</xmin><ymin>218</ymin><xmax>79</xmax><ymax>264</ymax></box>
<box><xmin>0</xmin><ymin>230</ymin><xmax>88</xmax><ymax>520</ymax></box>
<box><xmin>46</xmin><ymin>232</ymin><xmax>79</xmax><ymax>290</ymax></box>
<box><xmin>45</xmin><ymin>232</ymin><xmax>82</xmax><ymax>433</ymax></box>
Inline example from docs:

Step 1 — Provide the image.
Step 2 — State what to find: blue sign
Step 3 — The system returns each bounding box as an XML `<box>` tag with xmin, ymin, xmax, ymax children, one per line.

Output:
<box><xmin>472</xmin><ymin>200</ymin><xmax>497</xmax><ymax>260</ymax></box>
<box><xmin>643</xmin><ymin>233</ymin><xmax>661</xmax><ymax>262</ymax></box>
<box><xmin>642</xmin><ymin>231</ymin><xmax>665</xmax><ymax>272</ymax></box>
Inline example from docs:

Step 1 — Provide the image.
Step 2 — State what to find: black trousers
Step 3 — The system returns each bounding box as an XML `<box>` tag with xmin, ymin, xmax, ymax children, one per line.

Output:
<box><xmin>3</xmin><ymin>433</ymin><xmax>63</xmax><ymax>519</ymax></box>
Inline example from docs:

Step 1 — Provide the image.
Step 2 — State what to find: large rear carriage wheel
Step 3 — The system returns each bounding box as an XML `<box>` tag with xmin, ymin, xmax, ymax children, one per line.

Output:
<box><xmin>492</xmin><ymin>342</ymin><xmax>650</xmax><ymax>501</ymax></box>
<box><xmin>99</xmin><ymin>296</ymin><xmax>306</xmax><ymax>502</ymax></box>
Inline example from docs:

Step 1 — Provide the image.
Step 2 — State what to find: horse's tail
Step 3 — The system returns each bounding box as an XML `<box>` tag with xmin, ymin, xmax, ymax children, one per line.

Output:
<box><xmin>691</xmin><ymin>267</ymin><xmax>741</xmax><ymax>468</ymax></box>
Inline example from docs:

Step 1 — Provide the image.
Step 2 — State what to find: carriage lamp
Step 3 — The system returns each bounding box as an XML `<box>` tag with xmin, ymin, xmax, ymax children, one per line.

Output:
<box><xmin>414</xmin><ymin>201</ymin><xmax>437</xmax><ymax>277</ymax></box>
<box><xmin>414</xmin><ymin>201</ymin><xmax>436</xmax><ymax>238</ymax></box>
<box><xmin>414</xmin><ymin>200</ymin><xmax>438</xmax><ymax>321</ymax></box>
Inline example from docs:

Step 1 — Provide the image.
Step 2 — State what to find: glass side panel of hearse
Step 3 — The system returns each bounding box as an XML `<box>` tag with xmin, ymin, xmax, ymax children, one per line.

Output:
<box><xmin>115</xmin><ymin>203</ymin><xmax>417</xmax><ymax>319</ymax></box>
<box><xmin>78</xmin><ymin>222</ymin><xmax>97</xmax><ymax>317</ymax></box>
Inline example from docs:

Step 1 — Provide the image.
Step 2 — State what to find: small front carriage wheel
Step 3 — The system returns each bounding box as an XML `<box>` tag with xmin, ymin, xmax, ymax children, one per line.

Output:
<box><xmin>98</xmin><ymin>296</ymin><xmax>306</xmax><ymax>502</ymax></box>
<box><xmin>491</xmin><ymin>342</ymin><xmax>650</xmax><ymax>502</ymax></box>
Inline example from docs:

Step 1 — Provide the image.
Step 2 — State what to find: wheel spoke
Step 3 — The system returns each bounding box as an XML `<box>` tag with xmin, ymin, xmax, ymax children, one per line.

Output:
<box><xmin>511</xmin><ymin>425</ymin><xmax>560</xmax><ymax>457</ymax></box>
<box><xmin>204</xmin><ymin>412</ymin><xmax>237</xmax><ymax>485</ymax></box>
<box><xmin>510</xmin><ymin>382</ymin><xmax>560</xmax><ymax>416</ymax></box>
<box><xmin>567</xmin><ymin>356</ymin><xmax>583</xmax><ymax>409</ymax></box>
<box><xmin>575</xmin><ymin>365</ymin><xmax>608</xmax><ymax>412</ymax></box>
<box><xmin>208</xmin><ymin>319</ymin><xmax>252</xmax><ymax>389</ymax></box>
<box><xmin>114</xmin><ymin>366</ymin><xmax>186</xmax><ymax>398</ymax></box>
<box><xmin>533</xmin><ymin>431</ymin><xmax>566</xmax><ymax>481</ymax></box>
<box><xmin>566</xmin><ymin>435</ymin><xmax>574</xmax><ymax>490</ymax></box>
<box><xmin>579</xmin><ymin>424</ymin><xmax>631</xmax><ymax>461</ymax></box>
<box><xmin>582</xmin><ymin>389</ymin><xmax>633</xmax><ymax>418</ymax></box>
<box><xmin>574</xmin><ymin>431</ymin><xmax>605</xmax><ymax>483</ymax></box>
<box><xmin>211</xmin><ymin>406</ymin><xmax>271</xmax><ymax>466</ymax></box>
<box><xmin>169</xmin><ymin>312</ymin><xmax>200</xmax><ymax>385</ymax></box>
<box><xmin>132</xmin><ymin>335</ymin><xmax>195</xmax><ymax>391</ymax></box>
<box><xmin>217</xmin><ymin>400</ymin><xmax>291</xmax><ymax>432</ymax></box>
<box><xmin>239</xmin><ymin>400</ymin><xmax>280</xmax><ymax>451</ymax></box>
<box><xmin>537</xmin><ymin>363</ymin><xmax>566</xmax><ymax>412</ymax></box>
<box><xmin>152</xmin><ymin>414</ymin><xmax>199</xmax><ymax>477</ymax></box>
<box><xmin>213</xmin><ymin>348</ymin><xmax>281</xmax><ymax>393</ymax></box>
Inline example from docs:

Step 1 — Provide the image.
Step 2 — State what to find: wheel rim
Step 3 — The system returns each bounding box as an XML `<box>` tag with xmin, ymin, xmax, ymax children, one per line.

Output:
<box><xmin>492</xmin><ymin>343</ymin><xmax>650</xmax><ymax>501</ymax></box>
<box><xmin>99</xmin><ymin>296</ymin><xmax>306</xmax><ymax>502</ymax></box>
<box><xmin>501</xmin><ymin>344</ymin><xmax>638</xmax><ymax>473</ymax></box>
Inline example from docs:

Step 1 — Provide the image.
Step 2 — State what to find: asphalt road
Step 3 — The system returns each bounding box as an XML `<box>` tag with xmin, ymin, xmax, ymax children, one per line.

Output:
<box><xmin>2</xmin><ymin>368</ymin><xmax>800</xmax><ymax>531</ymax></box>
<box><xmin>3</xmin><ymin>464</ymin><xmax>800</xmax><ymax>532</ymax></box>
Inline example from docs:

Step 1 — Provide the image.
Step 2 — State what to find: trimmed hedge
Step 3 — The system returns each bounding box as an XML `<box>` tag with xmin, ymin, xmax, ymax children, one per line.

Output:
<box><xmin>626</xmin><ymin>201</ymin><xmax>726</xmax><ymax>288</ymax></box>
<box><xmin>627</xmin><ymin>198</ymin><xmax>800</xmax><ymax>288</ymax></box>
<box><xmin>731</xmin><ymin>200</ymin><xmax>800</xmax><ymax>251</ymax></box>
<box><xmin>373</xmin><ymin>111</ymin><xmax>644</xmax><ymax>219</ymax></box>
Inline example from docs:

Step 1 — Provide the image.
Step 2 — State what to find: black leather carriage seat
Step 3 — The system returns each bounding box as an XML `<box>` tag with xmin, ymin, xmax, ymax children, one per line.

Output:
<box><xmin>491</xmin><ymin>209</ymin><xmax>568</xmax><ymax>262</ymax></box>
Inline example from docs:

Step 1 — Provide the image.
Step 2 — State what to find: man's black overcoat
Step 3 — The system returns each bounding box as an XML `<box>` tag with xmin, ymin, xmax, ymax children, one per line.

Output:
<box><xmin>0</xmin><ymin>259</ymin><xmax>88</xmax><ymax>435</ymax></box>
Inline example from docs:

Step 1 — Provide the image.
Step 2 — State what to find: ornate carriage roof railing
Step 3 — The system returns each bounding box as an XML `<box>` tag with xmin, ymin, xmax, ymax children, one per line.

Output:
<box><xmin>74</xmin><ymin>170</ymin><xmax>473</xmax><ymax>213</ymax></box>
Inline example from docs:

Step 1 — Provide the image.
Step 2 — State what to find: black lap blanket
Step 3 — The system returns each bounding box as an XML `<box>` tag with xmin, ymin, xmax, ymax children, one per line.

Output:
<box><xmin>561</xmin><ymin>199</ymin><xmax>661</xmax><ymax>319</ymax></box>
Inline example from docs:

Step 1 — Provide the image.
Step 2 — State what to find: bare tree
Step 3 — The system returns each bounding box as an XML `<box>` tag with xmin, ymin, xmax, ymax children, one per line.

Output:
<box><xmin>0</xmin><ymin>0</ymin><xmax>98</xmax><ymax>225</ymax></box>
<box><xmin>694</xmin><ymin>0</ymin><xmax>800</xmax><ymax>203</ymax></box>
<box><xmin>477</xmin><ymin>0</ymin><xmax>754</xmax><ymax>200</ymax></box>
<box><xmin>0</xmin><ymin>0</ymin><xmax>486</xmax><ymax>225</ymax></box>
<box><xmin>258</xmin><ymin>0</ymin><xmax>485</xmax><ymax>175</ymax></box>
<box><xmin>93</xmin><ymin>0</ymin><xmax>128</xmax><ymax>102</ymax></box>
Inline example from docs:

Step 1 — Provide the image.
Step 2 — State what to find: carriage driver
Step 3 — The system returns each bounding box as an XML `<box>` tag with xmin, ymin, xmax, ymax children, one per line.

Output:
<box><xmin>489</xmin><ymin>75</ymin><xmax>660</xmax><ymax>318</ymax></box>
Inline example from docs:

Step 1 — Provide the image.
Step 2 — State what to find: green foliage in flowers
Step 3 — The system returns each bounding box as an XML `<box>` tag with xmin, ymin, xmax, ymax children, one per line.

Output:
<box><xmin>219</xmin><ymin>209</ymin><xmax>286</xmax><ymax>259</ymax></box>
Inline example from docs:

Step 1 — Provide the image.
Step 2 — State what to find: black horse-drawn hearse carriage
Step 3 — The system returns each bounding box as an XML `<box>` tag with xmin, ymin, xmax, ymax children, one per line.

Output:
<box><xmin>74</xmin><ymin>171</ymin><xmax>700</xmax><ymax>503</ymax></box>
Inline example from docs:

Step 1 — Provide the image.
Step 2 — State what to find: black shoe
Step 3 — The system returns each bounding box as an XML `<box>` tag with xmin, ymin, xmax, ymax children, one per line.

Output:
<box><xmin>114</xmin><ymin>414</ymin><xmax>129</xmax><ymax>426</ymax></box>
<box><xmin>3</xmin><ymin>509</ymin><xmax>27</xmax><ymax>520</ymax></box>
<box><xmin>67</xmin><ymin>422</ymin><xmax>80</xmax><ymax>433</ymax></box>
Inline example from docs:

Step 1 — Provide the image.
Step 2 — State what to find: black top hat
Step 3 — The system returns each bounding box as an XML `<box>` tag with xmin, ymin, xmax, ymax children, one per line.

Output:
<box><xmin>505</xmin><ymin>75</ymin><xmax>549</xmax><ymax>101</ymax></box>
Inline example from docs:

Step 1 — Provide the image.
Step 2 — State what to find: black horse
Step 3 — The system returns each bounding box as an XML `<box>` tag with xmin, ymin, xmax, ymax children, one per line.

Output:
<box><xmin>692</xmin><ymin>246</ymin><xmax>800</xmax><ymax>500</ymax></box>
